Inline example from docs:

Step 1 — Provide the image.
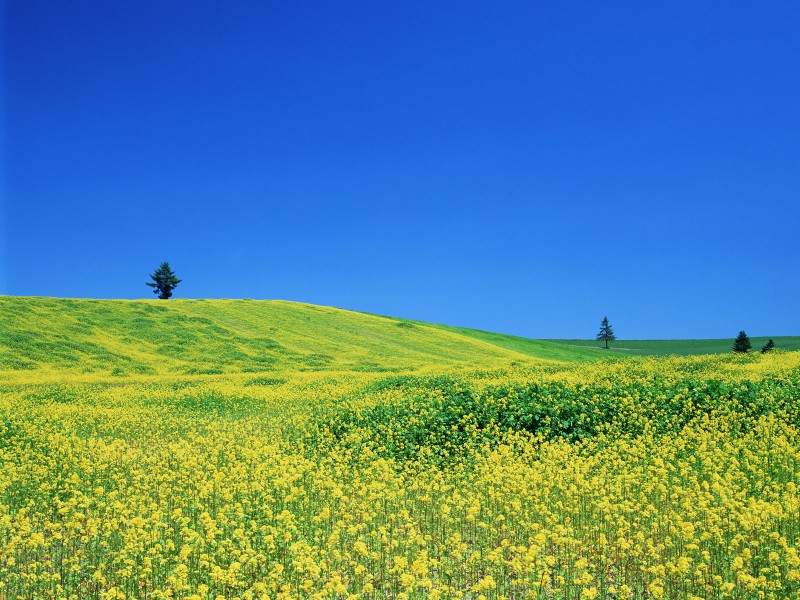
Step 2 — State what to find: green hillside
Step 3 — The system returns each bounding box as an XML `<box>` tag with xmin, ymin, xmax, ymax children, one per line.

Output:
<box><xmin>0</xmin><ymin>296</ymin><xmax>542</xmax><ymax>376</ymax></box>
<box><xmin>407</xmin><ymin>320</ymin><xmax>800</xmax><ymax>358</ymax></box>
<box><xmin>545</xmin><ymin>336</ymin><xmax>800</xmax><ymax>356</ymax></box>
<box><xmin>397</xmin><ymin>319</ymin><xmax>606</xmax><ymax>362</ymax></box>
<box><xmin>3</xmin><ymin>297</ymin><xmax>796</xmax><ymax>377</ymax></box>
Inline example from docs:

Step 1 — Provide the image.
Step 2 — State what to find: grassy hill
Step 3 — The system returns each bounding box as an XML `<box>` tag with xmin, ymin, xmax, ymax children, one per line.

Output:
<box><xmin>0</xmin><ymin>297</ymin><xmax>545</xmax><ymax>376</ymax></box>
<box><xmin>543</xmin><ymin>336</ymin><xmax>800</xmax><ymax>356</ymax></box>
<box><xmin>405</xmin><ymin>320</ymin><xmax>800</xmax><ymax>359</ymax></box>
<box><xmin>2</xmin><ymin>297</ymin><xmax>796</xmax><ymax>377</ymax></box>
<box><xmin>396</xmin><ymin>319</ymin><xmax>604</xmax><ymax>362</ymax></box>
<box><xmin>4</xmin><ymin>296</ymin><xmax>800</xmax><ymax>599</ymax></box>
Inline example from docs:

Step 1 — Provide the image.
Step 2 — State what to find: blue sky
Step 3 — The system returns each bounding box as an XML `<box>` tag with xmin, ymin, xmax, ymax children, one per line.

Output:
<box><xmin>3</xmin><ymin>1</ymin><xmax>799</xmax><ymax>338</ymax></box>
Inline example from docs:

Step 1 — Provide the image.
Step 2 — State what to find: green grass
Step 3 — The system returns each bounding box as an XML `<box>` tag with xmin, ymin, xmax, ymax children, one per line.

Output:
<box><xmin>2</xmin><ymin>297</ymin><xmax>796</xmax><ymax>377</ymax></box>
<box><xmin>547</xmin><ymin>336</ymin><xmax>800</xmax><ymax>356</ymax></box>
<box><xmin>398</xmin><ymin>319</ymin><xmax>800</xmax><ymax>359</ymax></box>
<box><xmin>0</xmin><ymin>296</ymin><xmax>540</xmax><ymax>376</ymax></box>
<box><xmin>397</xmin><ymin>319</ymin><xmax>606</xmax><ymax>362</ymax></box>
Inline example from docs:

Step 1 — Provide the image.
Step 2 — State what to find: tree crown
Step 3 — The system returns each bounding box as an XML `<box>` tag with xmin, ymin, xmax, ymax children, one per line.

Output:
<box><xmin>732</xmin><ymin>330</ymin><xmax>751</xmax><ymax>353</ymax></box>
<box><xmin>146</xmin><ymin>261</ymin><xmax>181</xmax><ymax>300</ymax></box>
<box><xmin>596</xmin><ymin>316</ymin><xmax>616</xmax><ymax>348</ymax></box>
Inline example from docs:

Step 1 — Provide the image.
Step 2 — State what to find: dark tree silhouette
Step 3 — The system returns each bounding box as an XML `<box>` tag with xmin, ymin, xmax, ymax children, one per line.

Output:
<box><xmin>596</xmin><ymin>316</ymin><xmax>616</xmax><ymax>349</ymax></box>
<box><xmin>732</xmin><ymin>330</ymin><xmax>751</xmax><ymax>353</ymax></box>
<box><xmin>761</xmin><ymin>339</ymin><xmax>776</xmax><ymax>353</ymax></box>
<box><xmin>146</xmin><ymin>262</ymin><xmax>181</xmax><ymax>299</ymax></box>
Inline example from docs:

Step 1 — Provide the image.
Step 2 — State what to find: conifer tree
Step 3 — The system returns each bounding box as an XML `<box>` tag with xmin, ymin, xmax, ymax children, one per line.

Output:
<box><xmin>761</xmin><ymin>339</ymin><xmax>775</xmax><ymax>353</ymax></box>
<box><xmin>146</xmin><ymin>262</ymin><xmax>181</xmax><ymax>299</ymax></box>
<box><xmin>732</xmin><ymin>330</ymin><xmax>751</xmax><ymax>353</ymax></box>
<box><xmin>596</xmin><ymin>316</ymin><xmax>616</xmax><ymax>349</ymax></box>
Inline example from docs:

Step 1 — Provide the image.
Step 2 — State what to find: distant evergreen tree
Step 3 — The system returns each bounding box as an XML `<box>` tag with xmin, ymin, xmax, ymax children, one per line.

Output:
<box><xmin>146</xmin><ymin>262</ymin><xmax>181</xmax><ymax>299</ymax></box>
<box><xmin>732</xmin><ymin>330</ymin><xmax>751</xmax><ymax>353</ymax></box>
<box><xmin>596</xmin><ymin>316</ymin><xmax>616</xmax><ymax>349</ymax></box>
<box><xmin>761</xmin><ymin>339</ymin><xmax>776</xmax><ymax>353</ymax></box>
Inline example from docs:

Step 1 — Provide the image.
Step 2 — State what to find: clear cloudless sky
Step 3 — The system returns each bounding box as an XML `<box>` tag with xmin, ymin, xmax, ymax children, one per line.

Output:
<box><xmin>3</xmin><ymin>1</ymin><xmax>799</xmax><ymax>338</ymax></box>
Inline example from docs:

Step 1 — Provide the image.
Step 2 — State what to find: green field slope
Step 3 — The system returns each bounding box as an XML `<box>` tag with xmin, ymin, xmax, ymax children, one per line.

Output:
<box><xmin>408</xmin><ymin>320</ymin><xmax>800</xmax><ymax>358</ymax></box>
<box><xmin>0</xmin><ymin>297</ymin><xmax>541</xmax><ymax>376</ymax></box>
<box><xmin>546</xmin><ymin>336</ymin><xmax>800</xmax><ymax>356</ymax></box>
<box><xmin>3</xmin><ymin>297</ymin><xmax>796</xmax><ymax>377</ymax></box>
<box><xmin>397</xmin><ymin>319</ymin><xmax>605</xmax><ymax>362</ymax></box>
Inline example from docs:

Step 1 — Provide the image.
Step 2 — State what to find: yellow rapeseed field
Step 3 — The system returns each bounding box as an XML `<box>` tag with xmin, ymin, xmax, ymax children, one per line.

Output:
<box><xmin>1</xmin><ymin>300</ymin><xmax>799</xmax><ymax>599</ymax></box>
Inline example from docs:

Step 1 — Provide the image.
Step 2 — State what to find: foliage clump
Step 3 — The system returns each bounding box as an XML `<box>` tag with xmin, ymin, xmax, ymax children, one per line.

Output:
<box><xmin>733</xmin><ymin>330</ymin><xmax>752</xmax><ymax>353</ymax></box>
<box><xmin>146</xmin><ymin>261</ymin><xmax>181</xmax><ymax>299</ymax></box>
<box><xmin>314</xmin><ymin>359</ymin><xmax>800</xmax><ymax>467</ymax></box>
<box><xmin>596</xmin><ymin>316</ymin><xmax>616</xmax><ymax>349</ymax></box>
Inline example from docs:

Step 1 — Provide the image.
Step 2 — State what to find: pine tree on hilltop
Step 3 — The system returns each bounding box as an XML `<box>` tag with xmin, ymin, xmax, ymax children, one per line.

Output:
<box><xmin>146</xmin><ymin>262</ymin><xmax>181</xmax><ymax>299</ymax></box>
<box><xmin>761</xmin><ymin>339</ymin><xmax>776</xmax><ymax>353</ymax></box>
<box><xmin>596</xmin><ymin>316</ymin><xmax>616</xmax><ymax>349</ymax></box>
<box><xmin>732</xmin><ymin>330</ymin><xmax>751</xmax><ymax>353</ymax></box>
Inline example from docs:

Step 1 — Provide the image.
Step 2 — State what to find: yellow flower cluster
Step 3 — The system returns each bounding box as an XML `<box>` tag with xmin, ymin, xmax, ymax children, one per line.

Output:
<box><xmin>1</xmin><ymin>352</ymin><xmax>799</xmax><ymax>598</ymax></box>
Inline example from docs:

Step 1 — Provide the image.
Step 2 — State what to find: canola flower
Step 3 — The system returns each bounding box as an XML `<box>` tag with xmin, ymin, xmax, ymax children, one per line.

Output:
<box><xmin>0</xmin><ymin>353</ymin><xmax>799</xmax><ymax>598</ymax></box>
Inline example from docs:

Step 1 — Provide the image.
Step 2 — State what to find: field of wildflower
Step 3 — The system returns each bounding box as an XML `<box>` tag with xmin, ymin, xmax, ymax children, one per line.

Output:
<box><xmin>2</xmin><ymin>348</ymin><xmax>800</xmax><ymax>600</ymax></box>
<box><xmin>1</xmin><ymin>298</ymin><xmax>799</xmax><ymax>599</ymax></box>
